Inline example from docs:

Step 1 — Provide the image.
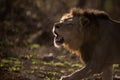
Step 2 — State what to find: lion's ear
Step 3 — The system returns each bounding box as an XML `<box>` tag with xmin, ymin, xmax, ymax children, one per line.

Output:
<box><xmin>80</xmin><ymin>16</ymin><xmax>90</xmax><ymax>27</ymax></box>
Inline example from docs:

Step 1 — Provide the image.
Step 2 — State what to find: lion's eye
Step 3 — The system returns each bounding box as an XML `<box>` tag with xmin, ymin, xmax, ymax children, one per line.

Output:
<box><xmin>63</xmin><ymin>19</ymin><xmax>74</xmax><ymax>26</ymax></box>
<box><xmin>67</xmin><ymin>18</ymin><xmax>72</xmax><ymax>22</ymax></box>
<box><xmin>64</xmin><ymin>18</ymin><xmax>73</xmax><ymax>22</ymax></box>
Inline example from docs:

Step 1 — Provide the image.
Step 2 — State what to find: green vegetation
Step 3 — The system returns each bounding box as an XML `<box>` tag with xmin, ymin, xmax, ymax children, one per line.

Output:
<box><xmin>0</xmin><ymin>51</ymin><xmax>82</xmax><ymax>80</ymax></box>
<box><xmin>0</xmin><ymin>57</ymin><xmax>22</xmax><ymax>71</ymax></box>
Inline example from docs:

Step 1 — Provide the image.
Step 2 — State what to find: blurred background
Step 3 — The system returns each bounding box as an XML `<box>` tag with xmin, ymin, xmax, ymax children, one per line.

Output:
<box><xmin>0</xmin><ymin>0</ymin><xmax>120</xmax><ymax>80</ymax></box>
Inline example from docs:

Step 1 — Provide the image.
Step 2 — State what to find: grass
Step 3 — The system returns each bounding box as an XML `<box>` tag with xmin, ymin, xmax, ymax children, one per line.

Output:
<box><xmin>0</xmin><ymin>57</ymin><xmax>22</xmax><ymax>72</ymax></box>
<box><xmin>0</xmin><ymin>50</ymin><xmax>82</xmax><ymax>80</ymax></box>
<box><xmin>0</xmin><ymin>47</ymin><xmax>120</xmax><ymax>80</ymax></box>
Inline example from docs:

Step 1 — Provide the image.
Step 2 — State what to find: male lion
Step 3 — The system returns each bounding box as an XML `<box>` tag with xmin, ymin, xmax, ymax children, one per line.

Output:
<box><xmin>52</xmin><ymin>8</ymin><xmax>120</xmax><ymax>80</ymax></box>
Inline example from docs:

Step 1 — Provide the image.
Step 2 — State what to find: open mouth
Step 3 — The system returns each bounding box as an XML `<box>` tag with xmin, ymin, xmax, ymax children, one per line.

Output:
<box><xmin>53</xmin><ymin>31</ymin><xmax>64</xmax><ymax>45</ymax></box>
<box><xmin>55</xmin><ymin>36</ymin><xmax>64</xmax><ymax>44</ymax></box>
<box><xmin>52</xmin><ymin>28</ymin><xmax>64</xmax><ymax>45</ymax></box>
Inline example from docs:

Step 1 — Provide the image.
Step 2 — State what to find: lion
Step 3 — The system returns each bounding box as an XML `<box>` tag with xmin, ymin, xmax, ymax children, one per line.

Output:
<box><xmin>52</xmin><ymin>8</ymin><xmax>120</xmax><ymax>80</ymax></box>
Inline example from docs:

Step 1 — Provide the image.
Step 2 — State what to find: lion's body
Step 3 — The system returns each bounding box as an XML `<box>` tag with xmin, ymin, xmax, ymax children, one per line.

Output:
<box><xmin>97</xmin><ymin>20</ymin><xmax>120</xmax><ymax>64</ymax></box>
<box><xmin>53</xmin><ymin>8</ymin><xmax>120</xmax><ymax>80</ymax></box>
<box><xmin>81</xmin><ymin>19</ymin><xmax>120</xmax><ymax>64</ymax></box>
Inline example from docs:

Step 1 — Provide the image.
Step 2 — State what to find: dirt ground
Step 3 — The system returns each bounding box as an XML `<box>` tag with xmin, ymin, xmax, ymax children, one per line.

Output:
<box><xmin>0</xmin><ymin>46</ymin><xmax>120</xmax><ymax>80</ymax></box>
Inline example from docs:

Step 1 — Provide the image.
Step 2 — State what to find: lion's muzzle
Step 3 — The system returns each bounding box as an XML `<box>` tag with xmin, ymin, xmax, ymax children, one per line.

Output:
<box><xmin>53</xmin><ymin>24</ymin><xmax>64</xmax><ymax>47</ymax></box>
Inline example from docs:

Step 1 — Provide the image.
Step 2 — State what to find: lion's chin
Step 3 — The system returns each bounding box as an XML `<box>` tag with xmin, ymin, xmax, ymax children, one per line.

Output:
<box><xmin>54</xmin><ymin>36</ymin><xmax>64</xmax><ymax>48</ymax></box>
<box><xmin>54</xmin><ymin>42</ymin><xmax>62</xmax><ymax>48</ymax></box>
<box><xmin>54</xmin><ymin>38</ymin><xmax>63</xmax><ymax>48</ymax></box>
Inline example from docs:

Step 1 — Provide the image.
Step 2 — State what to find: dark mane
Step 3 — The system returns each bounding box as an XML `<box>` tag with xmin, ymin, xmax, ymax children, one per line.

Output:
<box><xmin>70</xmin><ymin>8</ymin><xmax>109</xmax><ymax>20</ymax></box>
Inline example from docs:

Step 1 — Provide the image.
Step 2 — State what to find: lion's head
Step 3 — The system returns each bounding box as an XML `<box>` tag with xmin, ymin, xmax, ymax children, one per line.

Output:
<box><xmin>53</xmin><ymin>8</ymin><xmax>109</xmax><ymax>55</ymax></box>
<box><xmin>53</xmin><ymin>11</ymin><xmax>83</xmax><ymax>52</ymax></box>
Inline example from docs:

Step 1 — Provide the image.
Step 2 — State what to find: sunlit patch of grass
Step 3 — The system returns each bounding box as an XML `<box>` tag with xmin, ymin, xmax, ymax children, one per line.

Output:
<box><xmin>40</xmin><ymin>61</ymin><xmax>70</xmax><ymax>67</ymax></box>
<box><xmin>29</xmin><ymin>44</ymin><xmax>40</xmax><ymax>49</ymax></box>
<box><xmin>60</xmin><ymin>70</ymin><xmax>66</xmax><ymax>73</ymax></box>
<box><xmin>54</xmin><ymin>62</ymin><xmax>65</xmax><ymax>67</ymax></box>
<box><xmin>47</xmin><ymin>71</ymin><xmax>58</xmax><ymax>76</ymax></box>
<box><xmin>31</xmin><ymin>65</ymin><xmax>38</xmax><ymax>70</ymax></box>
<box><xmin>20</xmin><ymin>54</ymin><xmax>33</xmax><ymax>60</ymax></box>
<box><xmin>64</xmin><ymin>61</ymin><xmax>71</xmax><ymax>66</ymax></box>
<box><xmin>68</xmin><ymin>68</ymin><xmax>75</xmax><ymax>72</ymax></box>
<box><xmin>113</xmin><ymin>64</ymin><xmax>119</xmax><ymax>67</ymax></box>
<box><xmin>41</xmin><ymin>71</ymin><xmax>60</xmax><ymax>80</ymax></box>
<box><xmin>0</xmin><ymin>63</ymin><xmax>4</xmax><ymax>67</ymax></box>
<box><xmin>8</xmin><ymin>66</ymin><xmax>21</xmax><ymax>71</ymax></box>
<box><xmin>57</xmin><ymin>56</ymin><xmax>65</xmax><ymax>60</ymax></box>
<box><xmin>113</xmin><ymin>64</ymin><xmax>120</xmax><ymax>73</ymax></box>
<box><xmin>25</xmin><ymin>69</ymin><xmax>34</xmax><ymax>74</ymax></box>
<box><xmin>40</xmin><ymin>61</ymin><xmax>53</xmax><ymax>66</ymax></box>
<box><xmin>0</xmin><ymin>57</ymin><xmax>22</xmax><ymax>71</ymax></box>
<box><xmin>71</xmin><ymin>63</ymin><xmax>83</xmax><ymax>68</ymax></box>
<box><xmin>31</xmin><ymin>59</ymin><xmax>39</xmax><ymax>65</ymax></box>
<box><xmin>40</xmin><ymin>60</ymin><xmax>82</xmax><ymax>69</ymax></box>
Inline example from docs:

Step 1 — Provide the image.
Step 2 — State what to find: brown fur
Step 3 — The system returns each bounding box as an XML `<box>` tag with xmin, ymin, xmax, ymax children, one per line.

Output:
<box><xmin>53</xmin><ymin>8</ymin><xmax>120</xmax><ymax>80</ymax></box>
<box><xmin>70</xmin><ymin>8</ymin><xmax>109</xmax><ymax>19</ymax></box>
